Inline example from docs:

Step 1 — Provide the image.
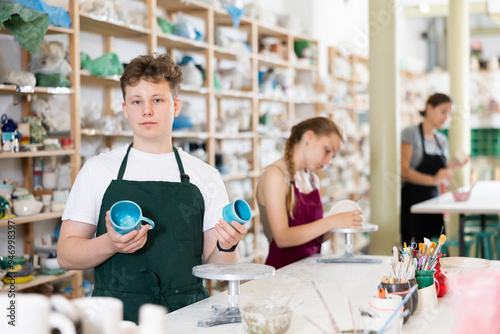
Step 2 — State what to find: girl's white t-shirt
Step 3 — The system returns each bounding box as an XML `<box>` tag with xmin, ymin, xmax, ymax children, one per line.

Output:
<box><xmin>62</xmin><ymin>145</ymin><xmax>229</xmax><ymax>232</ymax></box>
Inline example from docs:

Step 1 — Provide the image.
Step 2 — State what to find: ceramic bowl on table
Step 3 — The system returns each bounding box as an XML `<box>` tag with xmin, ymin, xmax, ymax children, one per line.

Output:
<box><xmin>452</xmin><ymin>184</ymin><xmax>476</xmax><ymax>202</ymax></box>
<box><xmin>452</xmin><ymin>190</ymin><xmax>471</xmax><ymax>202</ymax></box>
<box><xmin>440</xmin><ymin>257</ymin><xmax>491</xmax><ymax>274</ymax></box>
<box><xmin>241</xmin><ymin>304</ymin><xmax>292</xmax><ymax>334</ymax></box>
<box><xmin>13</xmin><ymin>199</ymin><xmax>44</xmax><ymax>216</ymax></box>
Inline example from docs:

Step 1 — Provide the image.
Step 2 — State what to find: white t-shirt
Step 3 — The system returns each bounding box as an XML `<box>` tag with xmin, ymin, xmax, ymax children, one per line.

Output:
<box><xmin>62</xmin><ymin>145</ymin><xmax>229</xmax><ymax>232</ymax></box>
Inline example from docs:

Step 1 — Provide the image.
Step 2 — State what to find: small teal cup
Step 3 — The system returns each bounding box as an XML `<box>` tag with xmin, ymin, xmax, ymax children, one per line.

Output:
<box><xmin>222</xmin><ymin>199</ymin><xmax>252</xmax><ymax>225</ymax></box>
<box><xmin>109</xmin><ymin>200</ymin><xmax>155</xmax><ymax>235</ymax></box>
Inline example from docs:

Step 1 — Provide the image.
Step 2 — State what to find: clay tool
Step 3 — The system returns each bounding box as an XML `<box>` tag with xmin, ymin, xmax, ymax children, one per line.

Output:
<box><xmin>311</xmin><ymin>280</ymin><xmax>338</xmax><ymax>333</ymax></box>
<box><xmin>392</xmin><ymin>246</ymin><xmax>399</xmax><ymax>264</ymax></box>
<box><xmin>376</xmin><ymin>285</ymin><xmax>418</xmax><ymax>334</ymax></box>
<box><xmin>377</xmin><ymin>286</ymin><xmax>387</xmax><ymax>298</ymax></box>
<box><xmin>404</xmin><ymin>263</ymin><xmax>415</xmax><ymax>281</ymax></box>
<box><xmin>347</xmin><ymin>296</ymin><xmax>356</xmax><ymax>334</ymax></box>
<box><xmin>409</xmin><ymin>237</ymin><xmax>416</xmax><ymax>257</ymax></box>
<box><xmin>417</xmin><ymin>256</ymin><xmax>425</xmax><ymax>271</ymax></box>
<box><xmin>387</xmin><ymin>260</ymin><xmax>396</xmax><ymax>278</ymax></box>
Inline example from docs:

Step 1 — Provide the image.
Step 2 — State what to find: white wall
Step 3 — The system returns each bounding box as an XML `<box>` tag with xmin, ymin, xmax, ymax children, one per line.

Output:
<box><xmin>276</xmin><ymin>0</ymin><xmax>428</xmax><ymax>77</ymax></box>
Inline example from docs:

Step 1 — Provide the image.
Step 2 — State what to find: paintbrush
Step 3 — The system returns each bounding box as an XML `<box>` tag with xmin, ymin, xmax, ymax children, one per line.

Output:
<box><xmin>428</xmin><ymin>234</ymin><xmax>447</xmax><ymax>270</ymax></box>
<box><xmin>422</xmin><ymin>238</ymin><xmax>432</xmax><ymax>269</ymax></box>
<box><xmin>423</xmin><ymin>246</ymin><xmax>433</xmax><ymax>270</ymax></box>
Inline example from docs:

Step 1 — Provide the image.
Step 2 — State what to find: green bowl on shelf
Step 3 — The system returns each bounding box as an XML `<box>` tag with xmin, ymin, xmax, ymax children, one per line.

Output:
<box><xmin>0</xmin><ymin>256</ymin><xmax>25</xmax><ymax>269</ymax></box>
<box><xmin>41</xmin><ymin>267</ymin><xmax>67</xmax><ymax>276</ymax></box>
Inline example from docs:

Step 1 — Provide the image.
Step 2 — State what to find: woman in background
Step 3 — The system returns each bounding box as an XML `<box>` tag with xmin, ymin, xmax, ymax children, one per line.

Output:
<box><xmin>256</xmin><ymin>117</ymin><xmax>363</xmax><ymax>269</ymax></box>
<box><xmin>400</xmin><ymin>93</ymin><xmax>468</xmax><ymax>245</ymax></box>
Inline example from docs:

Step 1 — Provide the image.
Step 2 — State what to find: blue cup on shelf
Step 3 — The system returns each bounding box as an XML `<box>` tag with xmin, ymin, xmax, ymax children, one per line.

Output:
<box><xmin>222</xmin><ymin>199</ymin><xmax>252</xmax><ymax>225</ymax></box>
<box><xmin>109</xmin><ymin>200</ymin><xmax>155</xmax><ymax>235</ymax></box>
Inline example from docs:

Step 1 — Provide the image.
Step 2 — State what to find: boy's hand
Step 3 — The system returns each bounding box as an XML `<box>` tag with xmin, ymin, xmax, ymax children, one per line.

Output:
<box><xmin>214</xmin><ymin>218</ymin><xmax>247</xmax><ymax>250</ymax></box>
<box><xmin>105</xmin><ymin>210</ymin><xmax>150</xmax><ymax>253</ymax></box>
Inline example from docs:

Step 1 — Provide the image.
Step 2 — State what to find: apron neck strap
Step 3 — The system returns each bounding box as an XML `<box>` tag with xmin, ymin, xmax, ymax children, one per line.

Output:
<box><xmin>419</xmin><ymin>123</ymin><xmax>444</xmax><ymax>156</ymax></box>
<box><xmin>117</xmin><ymin>143</ymin><xmax>133</xmax><ymax>180</ymax></box>
<box><xmin>173</xmin><ymin>146</ymin><xmax>190</xmax><ymax>183</ymax></box>
<box><xmin>117</xmin><ymin>143</ymin><xmax>190</xmax><ymax>183</ymax></box>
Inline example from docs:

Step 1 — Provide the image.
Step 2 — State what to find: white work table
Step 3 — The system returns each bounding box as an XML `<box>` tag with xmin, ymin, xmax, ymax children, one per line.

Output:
<box><xmin>159</xmin><ymin>255</ymin><xmax>499</xmax><ymax>333</ymax></box>
<box><xmin>411</xmin><ymin>181</ymin><xmax>500</xmax><ymax>256</ymax></box>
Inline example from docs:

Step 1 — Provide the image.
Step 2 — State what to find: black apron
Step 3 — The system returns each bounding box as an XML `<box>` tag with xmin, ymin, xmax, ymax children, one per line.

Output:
<box><xmin>92</xmin><ymin>144</ymin><xmax>209</xmax><ymax>323</ymax></box>
<box><xmin>401</xmin><ymin>123</ymin><xmax>447</xmax><ymax>245</ymax></box>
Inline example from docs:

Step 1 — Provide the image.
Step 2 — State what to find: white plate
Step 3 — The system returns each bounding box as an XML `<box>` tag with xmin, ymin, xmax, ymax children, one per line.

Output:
<box><xmin>328</xmin><ymin>199</ymin><xmax>361</xmax><ymax>215</ymax></box>
<box><xmin>328</xmin><ymin>200</ymin><xmax>378</xmax><ymax>233</ymax></box>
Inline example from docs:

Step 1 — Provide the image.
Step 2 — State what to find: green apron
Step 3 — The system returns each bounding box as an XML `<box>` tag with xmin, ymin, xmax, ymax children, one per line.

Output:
<box><xmin>92</xmin><ymin>144</ymin><xmax>209</xmax><ymax>323</ymax></box>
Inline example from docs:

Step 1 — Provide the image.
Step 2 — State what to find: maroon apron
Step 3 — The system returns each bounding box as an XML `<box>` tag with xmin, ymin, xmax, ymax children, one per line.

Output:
<box><xmin>265</xmin><ymin>182</ymin><xmax>324</xmax><ymax>269</ymax></box>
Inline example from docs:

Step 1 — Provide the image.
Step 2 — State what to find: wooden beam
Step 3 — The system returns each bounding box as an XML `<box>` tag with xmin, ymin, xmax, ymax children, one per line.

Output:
<box><xmin>471</xmin><ymin>27</ymin><xmax>500</xmax><ymax>35</ymax></box>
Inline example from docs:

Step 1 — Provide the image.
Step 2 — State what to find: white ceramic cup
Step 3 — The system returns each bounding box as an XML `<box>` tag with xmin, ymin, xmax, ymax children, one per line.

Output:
<box><xmin>0</xmin><ymin>293</ymin><xmax>76</xmax><ymax>333</ymax></box>
<box><xmin>366</xmin><ymin>295</ymin><xmax>403</xmax><ymax>334</ymax></box>
<box><xmin>42</xmin><ymin>171</ymin><xmax>57</xmax><ymax>190</ymax></box>
<box><xmin>416</xmin><ymin>284</ymin><xmax>438</xmax><ymax>312</ymax></box>
<box><xmin>120</xmin><ymin>320</ymin><xmax>137</xmax><ymax>334</ymax></box>
<box><xmin>138</xmin><ymin>303</ymin><xmax>167</xmax><ymax>334</ymax></box>
<box><xmin>72</xmin><ymin>296</ymin><xmax>123</xmax><ymax>334</ymax></box>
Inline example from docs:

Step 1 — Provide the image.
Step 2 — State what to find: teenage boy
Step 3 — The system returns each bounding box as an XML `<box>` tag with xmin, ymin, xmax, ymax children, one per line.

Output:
<box><xmin>58</xmin><ymin>53</ymin><xmax>246</xmax><ymax>323</ymax></box>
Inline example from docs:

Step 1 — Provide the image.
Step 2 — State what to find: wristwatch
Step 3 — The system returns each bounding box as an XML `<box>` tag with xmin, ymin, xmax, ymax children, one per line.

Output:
<box><xmin>217</xmin><ymin>240</ymin><xmax>238</xmax><ymax>252</ymax></box>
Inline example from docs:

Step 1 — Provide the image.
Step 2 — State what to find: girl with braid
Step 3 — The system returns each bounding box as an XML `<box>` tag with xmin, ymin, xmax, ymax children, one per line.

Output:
<box><xmin>256</xmin><ymin>117</ymin><xmax>363</xmax><ymax>269</ymax></box>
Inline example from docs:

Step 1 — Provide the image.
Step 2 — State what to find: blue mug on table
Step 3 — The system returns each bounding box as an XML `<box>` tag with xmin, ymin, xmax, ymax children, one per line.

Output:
<box><xmin>109</xmin><ymin>200</ymin><xmax>155</xmax><ymax>235</ymax></box>
<box><xmin>222</xmin><ymin>199</ymin><xmax>252</xmax><ymax>225</ymax></box>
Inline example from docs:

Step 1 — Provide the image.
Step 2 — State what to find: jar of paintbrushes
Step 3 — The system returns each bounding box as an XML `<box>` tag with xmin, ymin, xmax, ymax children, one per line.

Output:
<box><xmin>414</xmin><ymin>234</ymin><xmax>447</xmax><ymax>311</ymax></box>
<box><xmin>378</xmin><ymin>243</ymin><xmax>419</xmax><ymax>323</ymax></box>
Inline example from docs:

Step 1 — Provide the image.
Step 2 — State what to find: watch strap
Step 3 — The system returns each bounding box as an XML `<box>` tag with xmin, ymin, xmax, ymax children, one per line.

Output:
<box><xmin>217</xmin><ymin>240</ymin><xmax>238</xmax><ymax>252</ymax></box>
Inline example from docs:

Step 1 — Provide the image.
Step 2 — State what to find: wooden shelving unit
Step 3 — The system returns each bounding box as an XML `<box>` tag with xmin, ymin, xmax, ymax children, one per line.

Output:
<box><xmin>0</xmin><ymin>212</ymin><xmax>63</xmax><ymax>228</ymax></box>
<box><xmin>1</xmin><ymin>0</ymin><xmax>320</xmax><ymax>297</ymax></box>
<box><xmin>0</xmin><ymin>1</ymin><xmax>82</xmax><ymax>297</ymax></box>
<box><xmin>0</xmin><ymin>270</ymin><xmax>83</xmax><ymax>299</ymax></box>
<box><xmin>320</xmin><ymin>47</ymin><xmax>370</xmax><ymax>204</ymax></box>
<box><xmin>400</xmin><ymin>69</ymin><xmax>426</xmax><ymax>128</ymax></box>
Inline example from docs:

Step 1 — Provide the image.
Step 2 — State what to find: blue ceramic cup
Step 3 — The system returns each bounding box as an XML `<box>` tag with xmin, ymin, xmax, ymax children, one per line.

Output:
<box><xmin>109</xmin><ymin>200</ymin><xmax>155</xmax><ymax>235</ymax></box>
<box><xmin>222</xmin><ymin>199</ymin><xmax>252</xmax><ymax>225</ymax></box>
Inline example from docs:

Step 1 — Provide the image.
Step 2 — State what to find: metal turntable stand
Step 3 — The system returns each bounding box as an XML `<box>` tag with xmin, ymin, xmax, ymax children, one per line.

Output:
<box><xmin>192</xmin><ymin>263</ymin><xmax>275</xmax><ymax>327</ymax></box>
<box><xmin>317</xmin><ymin>224</ymin><xmax>382</xmax><ymax>264</ymax></box>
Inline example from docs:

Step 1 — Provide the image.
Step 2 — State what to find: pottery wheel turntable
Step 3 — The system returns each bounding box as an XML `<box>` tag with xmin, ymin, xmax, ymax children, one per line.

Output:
<box><xmin>317</xmin><ymin>224</ymin><xmax>382</xmax><ymax>264</ymax></box>
<box><xmin>192</xmin><ymin>263</ymin><xmax>275</xmax><ymax>327</ymax></box>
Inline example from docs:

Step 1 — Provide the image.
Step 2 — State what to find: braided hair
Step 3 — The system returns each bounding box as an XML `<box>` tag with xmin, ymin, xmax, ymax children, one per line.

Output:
<box><xmin>284</xmin><ymin>117</ymin><xmax>344</xmax><ymax>218</ymax></box>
